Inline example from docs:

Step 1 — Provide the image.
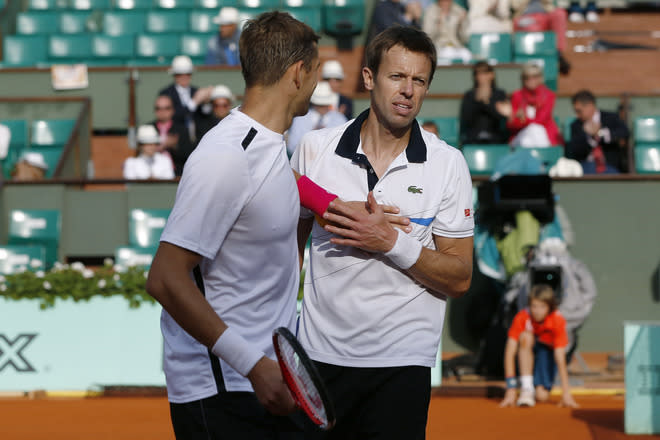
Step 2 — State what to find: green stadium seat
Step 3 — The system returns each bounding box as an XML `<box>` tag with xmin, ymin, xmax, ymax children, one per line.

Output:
<box><xmin>114</xmin><ymin>246</ymin><xmax>158</xmax><ymax>268</ymax></box>
<box><xmin>102</xmin><ymin>10</ymin><xmax>146</xmax><ymax>36</ymax></box>
<box><xmin>287</xmin><ymin>8</ymin><xmax>322</xmax><ymax>33</ymax></box>
<box><xmin>0</xmin><ymin>245</ymin><xmax>47</xmax><ymax>274</ymax></box>
<box><xmin>238</xmin><ymin>0</ymin><xmax>280</xmax><ymax>8</ymax></box>
<box><xmin>284</xmin><ymin>0</ymin><xmax>323</xmax><ymax>7</ymax></box>
<box><xmin>134</xmin><ymin>33</ymin><xmax>181</xmax><ymax>65</ymax></box>
<box><xmin>190</xmin><ymin>10</ymin><xmax>217</xmax><ymax>33</ymax></box>
<box><xmin>468</xmin><ymin>33</ymin><xmax>512</xmax><ymax>64</ymax></box>
<box><xmin>8</xmin><ymin>209</ymin><xmax>61</xmax><ymax>269</ymax></box>
<box><xmin>322</xmin><ymin>0</ymin><xmax>365</xmax><ymax>49</ymax></box>
<box><xmin>48</xmin><ymin>34</ymin><xmax>93</xmax><ymax>63</ymax></box>
<box><xmin>128</xmin><ymin>208</ymin><xmax>171</xmax><ymax>248</ymax></box>
<box><xmin>146</xmin><ymin>10</ymin><xmax>190</xmax><ymax>33</ymax></box>
<box><xmin>634</xmin><ymin>145</ymin><xmax>660</xmax><ymax>174</ymax></box>
<box><xmin>237</xmin><ymin>7</ymin><xmax>268</xmax><ymax>21</ymax></box>
<box><xmin>30</xmin><ymin>119</ymin><xmax>76</xmax><ymax>149</ymax></box>
<box><xmin>196</xmin><ymin>0</ymin><xmax>240</xmax><ymax>7</ymax></box>
<box><xmin>69</xmin><ymin>0</ymin><xmax>112</xmax><ymax>8</ymax></box>
<box><xmin>181</xmin><ymin>33</ymin><xmax>212</xmax><ymax>63</ymax></box>
<box><xmin>155</xmin><ymin>0</ymin><xmax>196</xmax><ymax>7</ymax></box>
<box><xmin>91</xmin><ymin>34</ymin><xmax>135</xmax><ymax>65</ymax></box>
<box><xmin>461</xmin><ymin>144</ymin><xmax>511</xmax><ymax>176</ymax></box>
<box><xmin>563</xmin><ymin>116</ymin><xmax>576</xmax><ymax>143</ymax></box>
<box><xmin>59</xmin><ymin>11</ymin><xmax>92</xmax><ymax>34</ymax></box>
<box><xmin>27</xmin><ymin>0</ymin><xmax>68</xmax><ymax>9</ymax></box>
<box><xmin>114</xmin><ymin>0</ymin><xmax>153</xmax><ymax>8</ymax></box>
<box><xmin>2</xmin><ymin>35</ymin><xmax>49</xmax><ymax>67</ymax></box>
<box><xmin>425</xmin><ymin>117</ymin><xmax>459</xmax><ymax>147</ymax></box>
<box><xmin>17</xmin><ymin>12</ymin><xmax>59</xmax><ymax>35</ymax></box>
<box><xmin>513</xmin><ymin>31</ymin><xmax>557</xmax><ymax>57</ymax></box>
<box><xmin>0</xmin><ymin>119</ymin><xmax>28</xmax><ymax>178</ymax></box>
<box><xmin>634</xmin><ymin>116</ymin><xmax>660</xmax><ymax>145</ymax></box>
<box><xmin>26</xmin><ymin>146</ymin><xmax>63</xmax><ymax>178</ymax></box>
<box><xmin>525</xmin><ymin>146</ymin><xmax>564</xmax><ymax>168</ymax></box>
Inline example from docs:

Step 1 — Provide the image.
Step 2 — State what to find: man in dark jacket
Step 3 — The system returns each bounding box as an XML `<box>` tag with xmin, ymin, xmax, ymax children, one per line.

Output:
<box><xmin>566</xmin><ymin>89</ymin><xmax>629</xmax><ymax>173</ymax></box>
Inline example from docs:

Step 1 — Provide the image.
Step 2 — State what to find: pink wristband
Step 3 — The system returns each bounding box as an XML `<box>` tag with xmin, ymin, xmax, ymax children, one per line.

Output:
<box><xmin>296</xmin><ymin>175</ymin><xmax>338</xmax><ymax>217</ymax></box>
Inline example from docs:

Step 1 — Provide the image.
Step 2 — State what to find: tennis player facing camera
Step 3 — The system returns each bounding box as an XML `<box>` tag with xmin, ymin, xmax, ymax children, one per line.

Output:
<box><xmin>291</xmin><ymin>26</ymin><xmax>475</xmax><ymax>439</ymax></box>
<box><xmin>146</xmin><ymin>12</ymin><xmax>320</xmax><ymax>439</ymax></box>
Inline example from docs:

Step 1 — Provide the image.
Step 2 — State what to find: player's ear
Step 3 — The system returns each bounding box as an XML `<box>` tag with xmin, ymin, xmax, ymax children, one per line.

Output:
<box><xmin>290</xmin><ymin>60</ymin><xmax>305</xmax><ymax>90</ymax></box>
<box><xmin>362</xmin><ymin>67</ymin><xmax>374</xmax><ymax>91</ymax></box>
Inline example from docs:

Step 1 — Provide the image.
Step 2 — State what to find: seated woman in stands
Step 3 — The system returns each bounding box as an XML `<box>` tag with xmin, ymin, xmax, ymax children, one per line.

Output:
<box><xmin>460</xmin><ymin>61</ymin><xmax>511</xmax><ymax>145</ymax></box>
<box><xmin>506</xmin><ymin>63</ymin><xmax>563</xmax><ymax>148</ymax></box>
<box><xmin>123</xmin><ymin>125</ymin><xmax>175</xmax><ymax>180</ymax></box>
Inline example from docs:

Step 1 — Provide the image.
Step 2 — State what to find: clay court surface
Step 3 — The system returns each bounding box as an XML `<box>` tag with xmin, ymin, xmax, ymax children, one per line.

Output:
<box><xmin>1</xmin><ymin>393</ymin><xmax>658</xmax><ymax>440</ymax></box>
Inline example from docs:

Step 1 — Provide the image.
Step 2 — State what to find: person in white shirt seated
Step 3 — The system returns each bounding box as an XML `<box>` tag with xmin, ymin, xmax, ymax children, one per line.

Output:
<box><xmin>286</xmin><ymin>81</ymin><xmax>348</xmax><ymax>156</ymax></box>
<box><xmin>123</xmin><ymin>125</ymin><xmax>176</xmax><ymax>180</ymax></box>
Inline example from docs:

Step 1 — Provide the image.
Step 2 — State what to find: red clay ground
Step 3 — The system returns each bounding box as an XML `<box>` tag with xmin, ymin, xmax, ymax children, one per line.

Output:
<box><xmin>1</xmin><ymin>394</ymin><xmax>658</xmax><ymax>440</ymax></box>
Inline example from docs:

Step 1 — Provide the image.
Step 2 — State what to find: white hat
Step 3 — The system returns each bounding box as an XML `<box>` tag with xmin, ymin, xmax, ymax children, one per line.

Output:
<box><xmin>137</xmin><ymin>125</ymin><xmax>160</xmax><ymax>145</ymax></box>
<box><xmin>20</xmin><ymin>152</ymin><xmax>48</xmax><ymax>170</ymax></box>
<box><xmin>549</xmin><ymin>157</ymin><xmax>584</xmax><ymax>177</ymax></box>
<box><xmin>310</xmin><ymin>81</ymin><xmax>337</xmax><ymax>107</ymax></box>
<box><xmin>169</xmin><ymin>55</ymin><xmax>194</xmax><ymax>75</ymax></box>
<box><xmin>322</xmin><ymin>60</ymin><xmax>345</xmax><ymax>80</ymax></box>
<box><xmin>213</xmin><ymin>7</ymin><xmax>240</xmax><ymax>25</ymax></box>
<box><xmin>210</xmin><ymin>84</ymin><xmax>235</xmax><ymax>103</ymax></box>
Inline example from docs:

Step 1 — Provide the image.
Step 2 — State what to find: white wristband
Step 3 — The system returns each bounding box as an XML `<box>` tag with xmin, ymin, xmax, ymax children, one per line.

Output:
<box><xmin>211</xmin><ymin>328</ymin><xmax>265</xmax><ymax>377</ymax></box>
<box><xmin>384</xmin><ymin>229</ymin><xmax>423</xmax><ymax>270</ymax></box>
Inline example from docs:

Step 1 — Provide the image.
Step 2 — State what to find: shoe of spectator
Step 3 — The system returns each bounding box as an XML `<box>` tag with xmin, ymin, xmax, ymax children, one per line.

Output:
<box><xmin>517</xmin><ymin>389</ymin><xmax>536</xmax><ymax>407</ymax></box>
<box><xmin>568</xmin><ymin>2</ymin><xmax>585</xmax><ymax>22</ymax></box>
<box><xmin>585</xmin><ymin>1</ymin><xmax>599</xmax><ymax>22</ymax></box>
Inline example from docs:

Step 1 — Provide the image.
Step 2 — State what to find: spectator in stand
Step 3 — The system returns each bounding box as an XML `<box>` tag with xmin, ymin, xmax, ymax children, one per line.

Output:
<box><xmin>159</xmin><ymin>55</ymin><xmax>214</xmax><ymax>144</ymax></box>
<box><xmin>194</xmin><ymin>84</ymin><xmax>236</xmax><ymax>141</ymax></box>
<box><xmin>366</xmin><ymin>0</ymin><xmax>423</xmax><ymax>46</ymax></box>
<box><xmin>11</xmin><ymin>152</ymin><xmax>48</xmax><ymax>181</ymax></box>
<box><xmin>124</xmin><ymin>125</ymin><xmax>175</xmax><ymax>180</ymax></box>
<box><xmin>567</xmin><ymin>0</ymin><xmax>599</xmax><ymax>23</ymax></box>
<box><xmin>205</xmin><ymin>7</ymin><xmax>241</xmax><ymax>66</ymax></box>
<box><xmin>152</xmin><ymin>95</ymin><xmax>194</xmax><ymax>177</ymax></box>
<box><xmin>507</xmin><ymin>62</ymin><xmax>562</xmax><ymax>148</ymax></box>
<box><xmin>460</xmin><ymin>61</ymin><xmax>510</xmax><ymax>145</ymax></box>
<box><xmin>423</xmin><ymin>0</ymin><xmax>471</xmax><ymax>64</ymax></box>
<box><xmin>511</xmin><ymin>0</ymin><xmax>571</xmax><ymax>74</ymax></box>
<box><xmin>286</xmin><ymin>81</ymin><xmax>347</xmax><ymax>156</ymax></box>
<box><xmin>321</xmin><ymin>60</ymin><xmax>353</xmax><ymax>119</ymax></box>
<box><xmin>467</xmin><ymin>0</ymin><xmax>513</xmax><ymax>35</ymax></box>
<box><xmin>421</xmin><ymin>120</ymin><xmax>440</xmax><ymax>137</ymax></box>
<box><xmin>566</xmin><ymin>89</ymin><xmax>629</xmax><ymax>174</ymax></box>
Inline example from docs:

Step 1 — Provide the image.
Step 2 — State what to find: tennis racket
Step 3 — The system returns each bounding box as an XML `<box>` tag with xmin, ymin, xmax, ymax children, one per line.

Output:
<box><xmin>272</xmin><ymin>327</ymin><xmax>336</xmax><ymax>430</ymax></box>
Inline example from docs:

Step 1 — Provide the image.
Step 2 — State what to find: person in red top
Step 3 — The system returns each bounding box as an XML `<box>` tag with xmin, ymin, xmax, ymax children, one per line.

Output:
<box><xmin>499</xmin><ymin>284</ymin><xmax>579</xmax><ymax>408</ymax></box>
<box><xmin>505</xmin><ymin>63</ymin><xmax>563</xmax><ymax>148</ymax></box>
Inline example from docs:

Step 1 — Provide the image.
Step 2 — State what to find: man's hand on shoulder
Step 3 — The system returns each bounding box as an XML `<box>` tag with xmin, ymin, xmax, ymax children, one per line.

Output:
<box><xmin>247</xmin><ymin>357</ymin><xmax>297</xmax><ymax>416</ymax></box>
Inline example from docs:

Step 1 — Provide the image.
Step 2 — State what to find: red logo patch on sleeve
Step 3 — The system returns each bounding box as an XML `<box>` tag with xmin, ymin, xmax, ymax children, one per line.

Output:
<box><xmin>464</xmin><ymin>209</ymin><xmax>471</xmax><ymax>217</ymax></box>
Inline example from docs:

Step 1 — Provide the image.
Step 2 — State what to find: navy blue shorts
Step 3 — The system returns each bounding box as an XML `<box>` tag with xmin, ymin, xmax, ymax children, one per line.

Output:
<box><xmin>533</xmin><ymin>342</ymin><xmax>557</xmax><ymax>390</ymax></box>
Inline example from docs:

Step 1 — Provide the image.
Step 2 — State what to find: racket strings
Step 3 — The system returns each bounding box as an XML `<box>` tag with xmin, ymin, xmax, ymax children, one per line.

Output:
<box><xmin>278</xmin><ymin>335</ymin><xmax>327</xmax><ymax>423</ymax></box>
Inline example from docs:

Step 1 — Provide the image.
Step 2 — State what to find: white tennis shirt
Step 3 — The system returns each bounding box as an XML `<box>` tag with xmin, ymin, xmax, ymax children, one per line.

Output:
<box><xmin>291</xmin><ymin>110</ymin><xmax>474</xmax><ymax>368</ymax></box>
<box><xmin>160</xmin><ymin>109</ymin><xmax>299</xmax><ymax>403</ymax></box>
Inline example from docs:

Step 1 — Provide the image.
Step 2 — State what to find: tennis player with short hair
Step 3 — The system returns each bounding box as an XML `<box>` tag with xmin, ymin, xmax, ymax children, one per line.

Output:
<box><xmin>146</xmin><ymin>12</ymin><xmax>320</xmax><ymax>439</ymax></box>
<box><xmin>291</xmin><ymin>26</ymin><xmax>475</xmax><ymax>439</ymax></box>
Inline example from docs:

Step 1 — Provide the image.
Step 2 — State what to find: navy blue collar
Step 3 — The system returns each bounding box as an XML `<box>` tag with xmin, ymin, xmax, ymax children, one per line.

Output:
<box><xmin>334</xmin><ymin>109</ymin><xmax>427</xmax><ymax>163</ymax></box>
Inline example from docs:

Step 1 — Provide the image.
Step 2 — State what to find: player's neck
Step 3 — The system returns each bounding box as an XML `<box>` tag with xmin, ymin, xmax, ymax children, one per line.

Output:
<box><xmin>241</xmin><ymin>88</ymin><xmax>294</xmax><ymax>135</ymax></box>
<box><xmin>360</xmin><ymin>112</ymin><xmax>411</xmax><ymax>169</ymax></box>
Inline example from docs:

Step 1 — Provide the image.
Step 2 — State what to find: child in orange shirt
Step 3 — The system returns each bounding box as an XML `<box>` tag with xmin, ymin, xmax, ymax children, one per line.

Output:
<box><xmin>499</xmin><ymin>284</ymin><xmax>579</xmax><ymax>408</ymax></box>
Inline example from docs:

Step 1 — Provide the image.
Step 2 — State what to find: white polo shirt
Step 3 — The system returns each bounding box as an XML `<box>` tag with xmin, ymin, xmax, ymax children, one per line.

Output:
<box><xmin>291</xmin><ymin>110</ymin><xmax>474</xmax><ymax>368</ymax></box>
<box><xmin>160</xmin><ymin>109</ymin><xmax>299</xmax><ymax>403</ymax></box>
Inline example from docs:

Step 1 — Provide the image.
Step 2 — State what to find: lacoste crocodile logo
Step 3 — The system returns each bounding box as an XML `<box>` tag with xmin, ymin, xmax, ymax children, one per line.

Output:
<box><xmin>407</xmin><ymin>186</ymin><xmax>423</xmax><ymax>194</ymax></box>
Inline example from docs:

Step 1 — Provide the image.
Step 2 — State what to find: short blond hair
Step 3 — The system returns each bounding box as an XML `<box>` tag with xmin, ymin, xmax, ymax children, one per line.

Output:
<box><xmin>521</xmin><ymin>62</ymin><xmax>543</xmax><ymax>80</ymax></box>
<box><xmin>528</xmin><ymin>284</ymin><xmax>557</xmax><ymax>312</ymax></box>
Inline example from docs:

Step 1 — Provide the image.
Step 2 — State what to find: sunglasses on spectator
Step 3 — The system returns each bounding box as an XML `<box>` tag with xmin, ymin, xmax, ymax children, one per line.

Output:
<box><xmin>213</xmin><ymin>102</ymin><xmax>231</xmax><ymax>108</ymax></box>
<box><xmin>155</xmin><ymin>106</ymin><xmax>173</xmax><ymax>110</ymax></box>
